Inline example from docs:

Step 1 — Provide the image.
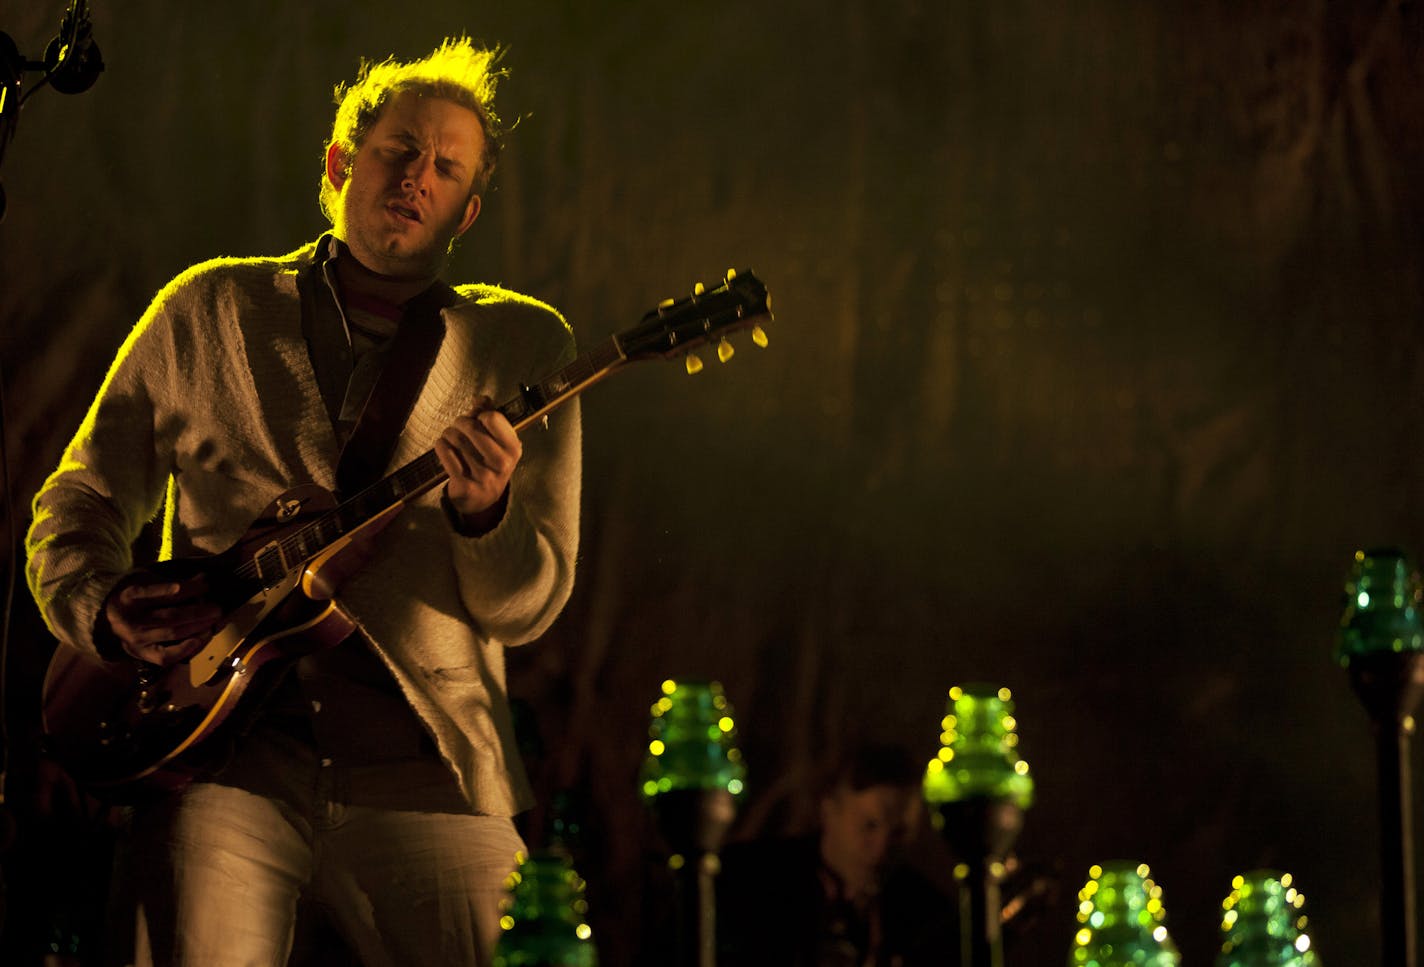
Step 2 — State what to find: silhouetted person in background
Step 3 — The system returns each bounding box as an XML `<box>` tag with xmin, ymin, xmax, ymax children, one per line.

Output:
<box><xmin>718</xmin><ymin>743</ymin><xmax>956</xmax><ymax>966</ymax></box>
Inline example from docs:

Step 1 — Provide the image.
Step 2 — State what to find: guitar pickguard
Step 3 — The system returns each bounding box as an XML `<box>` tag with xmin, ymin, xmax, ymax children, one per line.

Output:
<box><xmin>188</xmin><ymin>568</ymin><xmax>305</xmax><ymax>688</ymax></box>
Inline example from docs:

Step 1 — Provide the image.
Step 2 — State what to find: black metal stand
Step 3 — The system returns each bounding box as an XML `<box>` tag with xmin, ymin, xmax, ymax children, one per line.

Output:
<box><xmin>650</xmin><ymin>788</ymin><xmax>736</xmax><ymax>967</ymax></box>
<box><xmin>935</xmin><ymin>797</ymin><xmax>1026</xmax><ymax>967</ymax></box>
<box><xmin>1349</xmin><ymin>650</ymin><xmax>1424</xmax><ymax>967</ymax></box>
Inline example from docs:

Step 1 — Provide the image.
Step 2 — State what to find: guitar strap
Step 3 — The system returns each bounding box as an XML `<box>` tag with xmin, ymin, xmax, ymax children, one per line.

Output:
<box><xmin>333</xmin><ymin>279</ymin><xmax>457</xmax><ymax>497</ymax></box>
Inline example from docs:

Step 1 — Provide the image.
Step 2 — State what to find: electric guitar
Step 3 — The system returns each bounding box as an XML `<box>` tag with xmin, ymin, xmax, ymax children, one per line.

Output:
<box><xmin>40</xmin><ymin>270</ymin><xmax>771</xmax><ymax>793</ymax></box>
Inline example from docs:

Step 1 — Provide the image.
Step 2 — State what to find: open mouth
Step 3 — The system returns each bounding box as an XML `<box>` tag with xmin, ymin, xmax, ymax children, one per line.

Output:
<box><xmin>388</xmin><ymin>202</ymin><xmax>421</xmax><ymax>223</ymax></box>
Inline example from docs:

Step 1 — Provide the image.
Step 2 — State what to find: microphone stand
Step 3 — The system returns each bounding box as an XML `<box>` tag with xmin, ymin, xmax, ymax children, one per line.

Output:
<box><xmin>1</xmin><ymin>1</ymin><xmax>106</xmax><ymax>222</ymax></box>
<box><xmin>1349</xmin><ymin>650</ymin><xmax>1424</xmax><ymax>967</ymax></box>
<box><xmin>650</xmin><ymin>788</ymin><xmax>736</xmax><ymax>967</ymax></box>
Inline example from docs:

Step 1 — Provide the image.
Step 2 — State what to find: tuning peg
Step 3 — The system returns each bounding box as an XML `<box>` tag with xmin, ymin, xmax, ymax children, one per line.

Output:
<box><xmin>717</xmin><ymin>339</ymin><xmax>734</xmax><ymax>363</ymax></box>
<box><xmin>685</xmin><ymin>353</ymin><xmax>704</xmax><ymax>375</ymax></box>
<box><xmin>658</xmin><ymin>297</ymin><xmax>676</xmax><ymax>308</ymax></box>
<box><xmin>726</xmin><ymin>268</ymin><xmax>737</xmax><ymax>281</ymax></box>
<box><xmin>752</xmin><ymin>325</ymin><xmax>769</xmax><ymax>348</ymax></box>
<box><xmin>693</xmin><ymin>282</ymin><xmax>706</xmax><ymax>296</ymax></box>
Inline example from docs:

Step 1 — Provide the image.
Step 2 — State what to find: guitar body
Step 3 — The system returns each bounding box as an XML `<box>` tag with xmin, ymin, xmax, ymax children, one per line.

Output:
<box><xmin>40</xmin><ymin>484</ymin><xmax>369</xmax><ymax>792</ymax></box>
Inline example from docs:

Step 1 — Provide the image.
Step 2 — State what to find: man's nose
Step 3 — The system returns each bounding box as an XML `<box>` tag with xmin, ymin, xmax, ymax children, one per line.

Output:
<box><xmin>401</xmin><ymin>154</ymin><xmax>432</xmax><ymax>193</ymax></box>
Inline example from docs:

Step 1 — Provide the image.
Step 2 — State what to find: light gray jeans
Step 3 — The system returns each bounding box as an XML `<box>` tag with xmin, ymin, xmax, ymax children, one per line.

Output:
<box><xmin>120</xmin><ymin>725</ymin><xmax>525</xmax><ymax>967</ymax></box>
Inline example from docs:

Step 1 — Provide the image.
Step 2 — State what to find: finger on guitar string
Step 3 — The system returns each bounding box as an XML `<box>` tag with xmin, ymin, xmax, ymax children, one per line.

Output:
<box><xmin>110</xmin><ymin>591</ymin><xmax>221</xmax><ymax>639</ymax></box>
<box><xmin>456</xmin><ymin>396</ymin><xmax>521</xmax><ymax>475</ymax></box>
<box><xmin>444</xmin><ymin>415</ymin><xmax>520</xmax><ymax>473</ymax></box>
<box><xmin>437</xmin><ymin>406</ymin><xmax>522</xmax><ymax>519</ymax></box>
<box><xmin>122</xmin><ymin>614</ymin><xmax>219</xmax><ymax>647</ymax></box>
<box><xmin>132</xmin><ymin>635</ymin><xmax>206</xmax><ymax>668</ymax></box>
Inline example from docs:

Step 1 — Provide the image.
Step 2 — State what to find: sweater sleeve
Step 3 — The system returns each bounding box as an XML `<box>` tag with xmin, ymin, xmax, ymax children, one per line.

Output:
<box><xmin>446</xmin><ymin>316</ymin><xmax>581</xmax><ymax>647</ymax></box>
<box><xmin>25</xmin><ymin>285</ymin><xmax>184</xmax><ymax>657</ymax></box>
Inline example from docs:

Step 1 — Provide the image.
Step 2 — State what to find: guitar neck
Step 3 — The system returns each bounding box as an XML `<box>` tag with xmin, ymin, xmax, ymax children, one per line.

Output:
<box><xmin>236</xmin><ymin>266</ymin><xmax>768</xmax><ymax>589</ymax></box>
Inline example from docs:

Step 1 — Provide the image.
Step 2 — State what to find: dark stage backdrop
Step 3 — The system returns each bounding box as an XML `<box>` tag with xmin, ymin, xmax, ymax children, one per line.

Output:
<box><xmin>3</xmin><ymin>1</ymin><xmax>1423</xmax><ymax>963</ymax></box>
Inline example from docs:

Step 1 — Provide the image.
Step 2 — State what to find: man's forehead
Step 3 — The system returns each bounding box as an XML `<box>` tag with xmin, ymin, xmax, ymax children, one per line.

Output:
<box><xmin>374</xmin><ymin>92</ymin><xmax>484</xmax><ymax>143</ymax></box>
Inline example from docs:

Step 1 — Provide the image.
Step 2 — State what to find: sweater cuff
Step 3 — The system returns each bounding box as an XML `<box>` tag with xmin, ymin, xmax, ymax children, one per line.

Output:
<box><xmin>72</xmin><ymin>572</ymin><xmax>128</xmax><ymax>662</ymax></box>
<box><xmin>441</xmin><ymin>484</ymin><xmax>510</xmax><ymax>538</ymax></box>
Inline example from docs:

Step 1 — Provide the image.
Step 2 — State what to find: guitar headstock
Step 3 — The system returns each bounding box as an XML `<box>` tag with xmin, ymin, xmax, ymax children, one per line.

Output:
<box><xmin>617</xmin><ymin>269</ymin><xmax>771</xmax><ymax>372</ymax></box>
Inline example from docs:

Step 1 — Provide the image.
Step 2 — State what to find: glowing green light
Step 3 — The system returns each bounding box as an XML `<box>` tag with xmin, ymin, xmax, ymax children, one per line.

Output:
<box><xmin>492</xmin><ymin>850</ymin><xmax>599</xmax><ymax>966</ymax></box>
<box><xmin>1069</xmin><ymin>862</ymin><xmax>1179</xmax><ymax>966</ymax></box>
<box><xmin>923</xmin><ymin>683</ymin><xmax>1033</xmax><ymax>807</ymax></box>
<box><xmin>639</xmin><ymin>679</ymin><xmax>747</xmax><ymax>800</ymax></box>
<box><xmin>1336</xmin><ymin>548</ymin><xmax>1424</xmax><ymax>666</ymax></box>
<box><xmin>1215</xmin><ymin>870</ymin><xmax>1320</xmax><ymax>966</ymax></box>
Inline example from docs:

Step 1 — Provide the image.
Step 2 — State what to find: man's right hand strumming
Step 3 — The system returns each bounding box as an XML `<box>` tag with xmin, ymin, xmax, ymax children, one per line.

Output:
<box><xmin>101</xmin><ymin>573</ymin><xmax>223</xmax><ymax>666</ymax></box>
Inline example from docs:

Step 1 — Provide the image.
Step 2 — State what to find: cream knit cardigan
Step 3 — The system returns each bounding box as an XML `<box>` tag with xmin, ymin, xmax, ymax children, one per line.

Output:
<box><xmin>26</xmin><ymin>240</ymin><xmax>581</xmax><ymax>815</ymax></box>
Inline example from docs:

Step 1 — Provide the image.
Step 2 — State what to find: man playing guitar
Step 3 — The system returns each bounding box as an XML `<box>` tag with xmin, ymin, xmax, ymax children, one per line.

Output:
<box><xmin>26</xmin><ymin>36</ymin><xmax>581</xmax><ymax>966</ymax></box>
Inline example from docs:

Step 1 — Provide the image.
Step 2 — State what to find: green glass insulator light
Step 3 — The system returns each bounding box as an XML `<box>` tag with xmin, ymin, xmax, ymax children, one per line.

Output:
<box><xmin>1335</xmin><ymin>547</ymin><xmax>1424</xmax><ymax>667</ymax></box>
<box><xmin>1069</xmin><ymin>862</ymin><xmax>1181</xmax><ymax>967</ymax></box>
<box><xmin>639</xmin><ymin>678</ymin><xmax>747</xmax><ymax>801</ymax></box>
<box><xmin>923</xmin><ymin>684</ymin><xmax>1033</xmax><ymax>809</ymax></box>
<box><xmin>1216</xmin><ymin>870</ymin><xmax>1321</xmax><ymax>967</ymax></box>
<box><xmin>492</xmin><ymin>850</ymin><xmax>600</xmax><ymax>967</ymax></box>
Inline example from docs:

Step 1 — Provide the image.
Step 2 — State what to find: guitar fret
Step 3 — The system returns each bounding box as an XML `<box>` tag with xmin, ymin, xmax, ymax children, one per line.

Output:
<box><xmin>540</xmin><ymin>374</ymin><xmax>568</xmax><ymax>398</ymax></box>
<box><xmin>508</xmin><ymin>339</ymin><xmax>620</xmax><ymax>428</ymax></box>
<box><xmin>501</xmin><ymin>398</ymin><xmax>530</xmax><ymax>424</ymax></box>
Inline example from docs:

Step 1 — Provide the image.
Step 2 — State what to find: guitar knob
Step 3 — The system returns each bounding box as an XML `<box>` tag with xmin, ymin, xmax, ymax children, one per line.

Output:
<box><xmin>694</xmin><ymin>282</ymin><xmax>706</xmax><ymax>296</ymax></box>
<box><xmin>717</xmin><ymin>339</ymin><xmax>734</xmax><ymax>363</ymax></box>
<box><xmin>752</xmin><ymin>325</ymin><xmax>769</xmax><ymax>348</ymax></box>
<box><xmin>725</xmin><ymin>268</ymin><xmax>737</xmax><ymax>281</ymax></box>
<box><xmin>685</xmin><ymin>353</ymin><xmax>704</xmax><ymax>375</ymax></box>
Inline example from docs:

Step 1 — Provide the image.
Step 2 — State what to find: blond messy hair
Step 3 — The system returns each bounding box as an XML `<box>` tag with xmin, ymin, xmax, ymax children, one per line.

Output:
<box><xmin>319</xmin><ymin>36</ymin><xmax>507</xmax><ymax>224</ymax></box>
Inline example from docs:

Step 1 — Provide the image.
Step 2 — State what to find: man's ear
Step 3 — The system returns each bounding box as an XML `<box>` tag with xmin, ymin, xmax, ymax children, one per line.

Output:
<box><xmin>325</xmin><ymin>142</ymin><xmax>350</xmax><ymax>191</ymax></box>
<box><xmin>455</xmin><ymin>193</ymin><xmax>481</xmax><ymax>236</ymax></box>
